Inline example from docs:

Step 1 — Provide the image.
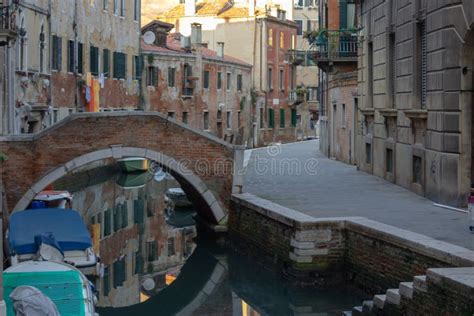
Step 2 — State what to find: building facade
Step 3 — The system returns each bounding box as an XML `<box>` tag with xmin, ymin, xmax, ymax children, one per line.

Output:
<box><xmin>0</xmin><ymin>0</ymin><xmax>18</xmax><ymax>136</ymax></box>
<box><xmin>357</xmin><ymin>0</ymin><xmax>474</xmax><ymax>207</ymax></box>
<box><xmin>291</xmin><ymin>0</ymin><xmax>319</xmax><ymax>140</ymax></box>
<box><xmin>50</xmin><ymin>0</ymin><xmax>141</xmax><ymax>123</ymax></box>
<box><xmin>0</xmin><ymin>0</ymin><xmax>142</xmax><ymax>135</ymax></box>
<box><xmin>315</xmin><ymin>0</ymin><xmax>358</xmax><ymax>164</ymax></box>
<box><xmin>141</xmin><ymin>21</ymin><xmax>253</xmax><ymax>145</ymax></box>
<box><xmin>156</xmin><ymin>0</ymin><xmax>299</xmax><ymax>146</ymax></box>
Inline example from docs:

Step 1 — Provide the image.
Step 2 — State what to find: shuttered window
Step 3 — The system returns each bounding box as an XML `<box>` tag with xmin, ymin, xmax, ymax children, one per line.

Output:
<box><xmin>77</xmin><ymin>42</ymin><xmax>83</xmax><ymax>74</ymax></box>
<box><xmin>268</xmin><ymin>109</ymin><xmax>275</xmax><ymax>128</ymax></box>
<box><xmin>113</xmin><ymin>52</ymin><xmax>126</xmax><ymax>79</ymax></box>
<box><xmin>339</xmin><ymin>0</ymin><xmax>347</xmax><ymax>29</ymax></box>
<box><xmin>280</xmin><ymin>109</ymin><xmax>285</xmax><ymax>128</ymax></box>
<box><xmin>89</xmin><ymin>46</ymin><xmax>99</xmax><ymax>76</ymax></box>
<box><xmin>237</xmin><ymin>74</ymin><xmax>242</xmax><ymax>91</ymax></box>
<box><xmin>147</xmin><ymin>66</ymin><xmax>158</xmax><ymax>86</ymax></box>
<box><xmin>52</xmin><ymin>36</ymin><xmax>62</xmax><ymax>71</ymax></box>
<box><xmin>291</xmin><ymin>109</ymin><xmax>297</xmax><ymax>127</ymax></box>
<box><xmin>68</xmin><ymin>40</ymin><xmax>74</xmax><ymax>73</ymax></box>
<box><xmin>420</xmin><ymin>21</ymin><xmax>427</xmax><ymax>108</ymax></box>
<box><xmin>103</xmin><ymin>49</ymin><xmax>110</xmax><ymax>77</ymax></box>
<box><xmin>217</xmin><ymin>72</ymin><xmax>222</xmax><ymax>90</ymax></box>
<box><xmin>133</xmin><ymin>55</ymin><xmax>141</xmax><ymax>80</ymax></box>
<box><xmin>168</xmin><ymin>67</ymin><xmax>175</xmax><ymax>87</ymax></box>
<box><xmin>203</xmin><ymin>70</ymin><xmax>210</xmax><ymax>89</ymax></box>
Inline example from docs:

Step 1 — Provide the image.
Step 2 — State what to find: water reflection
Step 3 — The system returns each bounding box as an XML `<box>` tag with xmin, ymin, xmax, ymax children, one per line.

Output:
<box><xmin>66</xmin><ymin>167</ymin><xmax>197</xmax><ymax>309</ymax></box>
<box><xmin>57</xmin><ymin>165</ymin><xmax>364</xmax><ymax>315</ymax></box>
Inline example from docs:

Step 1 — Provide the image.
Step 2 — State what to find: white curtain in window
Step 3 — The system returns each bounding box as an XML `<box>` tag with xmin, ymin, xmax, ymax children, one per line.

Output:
<box><xmin>347</xmin><ymin>3</ymin><xmax>356</xmax><ymax>29</ymax></box>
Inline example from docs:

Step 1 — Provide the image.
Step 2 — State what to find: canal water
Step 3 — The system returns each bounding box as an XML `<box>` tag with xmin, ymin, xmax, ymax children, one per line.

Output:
<box><xmin>56</xmin><ymin>165</ymin><xmax>365</xmax><ymax>315</ymax></box>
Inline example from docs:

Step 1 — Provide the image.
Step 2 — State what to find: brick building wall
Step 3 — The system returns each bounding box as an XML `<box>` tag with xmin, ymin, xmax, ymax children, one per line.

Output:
<box><xmin>142</xmin><ymin>26</ymin><xmax>253</xmax><ymax>146</ymax></box>
<box><xmin>261</xmin><ymin>17</ymin><xmax>299</xmax><ymax>144</ymax></box>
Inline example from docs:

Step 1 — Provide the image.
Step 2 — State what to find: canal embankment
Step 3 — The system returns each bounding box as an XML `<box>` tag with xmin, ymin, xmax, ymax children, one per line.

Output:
<box><xmin>230</xmin><ymin>193</ymin><xmax>474</xmax><ymax>315</ymax></box>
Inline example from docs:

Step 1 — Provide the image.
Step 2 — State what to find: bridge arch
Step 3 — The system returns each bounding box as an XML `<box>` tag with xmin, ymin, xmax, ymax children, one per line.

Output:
<box><xmin>0</xmin><ymin>112</ymin><xmax>244</xmax><ymax>224</ymax></box>
<box><xmin>13</xmin><ymin>146</ymin><xmax>226</xmax><ymax>222</ymax></box>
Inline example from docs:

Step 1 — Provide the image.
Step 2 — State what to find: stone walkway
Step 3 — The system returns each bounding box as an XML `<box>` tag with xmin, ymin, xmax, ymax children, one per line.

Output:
<box><xmin>243</xmin><ymin>140</ymin><xmax>474</xmax><ymax>250</ymax></box>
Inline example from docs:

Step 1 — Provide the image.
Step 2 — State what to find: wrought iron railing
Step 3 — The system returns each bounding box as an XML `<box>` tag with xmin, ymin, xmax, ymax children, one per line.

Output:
<box><xmin>0</xmin><ymin>5</ymin><xmax>17</xmax><ymax>33</ymax></box>
<box><xmin>310</xmin><ymin>31</ymin><xmax>358</xmax><ymax>60</ymax></box>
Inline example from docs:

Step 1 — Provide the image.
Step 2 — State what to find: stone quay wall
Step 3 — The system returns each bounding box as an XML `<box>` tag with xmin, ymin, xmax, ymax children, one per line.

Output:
<box><xmin>229</xmin><ymin>193</ymin><xmax>474</xmax><ymax>314</ymax></box>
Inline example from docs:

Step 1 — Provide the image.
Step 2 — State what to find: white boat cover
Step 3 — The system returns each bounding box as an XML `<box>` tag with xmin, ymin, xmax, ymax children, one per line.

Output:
<box><xmin>10</xmin><ymin>286</ymin><xmax>60</xmax><ymax>316</ymax></box>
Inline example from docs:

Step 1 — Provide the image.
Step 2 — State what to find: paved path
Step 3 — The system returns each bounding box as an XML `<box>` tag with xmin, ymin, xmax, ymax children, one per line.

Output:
<box><xmin>243</xmin><ymin>140</ymin><xmax>474</xmax><ymax>250</ymax></box>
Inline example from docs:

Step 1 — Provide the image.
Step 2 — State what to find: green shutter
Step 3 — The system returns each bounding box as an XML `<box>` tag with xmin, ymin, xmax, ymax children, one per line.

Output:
<box><xmin>90</xmin><ymin>46</ymin><xmax>98</xmax><ymax>76</ymax></box>
<box><xmin>269</xmin><ymin>109</ymin><xmax>275</xmax><ymax>128</ymax></box>
<box><xmin>103</xmin><ymin>49</ymin><xmax>110</xmax><ymax>77</ymax></box>
<box><xmin>340</xmin><ymin>0</ymin><xmax>347</xmax><ymax>29</ymax></box>
<box><xmin>134</xmin><ymin>200</ymin><xmax>145</xmax><ymax>224</ymax></box>
<box><xmin>291</xmin><ymin>109</ymin><xmax>297</xmax><ymax>127</ymax></box>
<box><xmin>280</xmin><ymin>109</ymin><xmax>285</xmax><ymax>128</ymax></box>
<box><xmin>104</xmin><ymin>209</ymin><xmax>111</xmax><ymax>236</ymax></box>
<box><xmin>68</xmin><ymin>40</ymin><xmax>74</xmax><ymax>73</ymax></box>
<box><xmin>77</xmin><ymin>42</ymin><xmax>83</xmax><ymax>74</ymax></box>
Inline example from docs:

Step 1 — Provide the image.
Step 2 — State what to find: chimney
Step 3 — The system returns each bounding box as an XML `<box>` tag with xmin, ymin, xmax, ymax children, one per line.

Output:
<box><xmin>217</xmin><ymin>42</ymin><xmax>224</xmax><ymax>58</ymax></box>
<box><xmin>249</xmin><ymin>0</ymin><xmax>255</xmax><ymax>17</ymax></box>
<box><xmin>185</xmin><ymin>0</ymin><xmax>196</xmax><ymax>16</ymax></box>
<box><xmin>191</xmin><ymin>23</ymin><xmax>202</xmax><ymax>46</ymax></box>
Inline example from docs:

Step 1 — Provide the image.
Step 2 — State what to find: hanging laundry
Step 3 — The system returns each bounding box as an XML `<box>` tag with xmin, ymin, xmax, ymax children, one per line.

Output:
<box><xmin>85</xmin><ymin>86</ymin><xmax>91</xmax><ymax>104</ymax></box>
<box><xmin>93</xmin><ymin>79</ymin><xmax>100</xmax><ymax>112</ymax></box>
<box><xmin>99</xmin><ymin>73</ymin><xmax>105</xmax><ymax>88</ymax></box>
<box><xmin>86</xmin><ymin>72</ymin><xmax>92</xmax><ymax>87</ymax></box>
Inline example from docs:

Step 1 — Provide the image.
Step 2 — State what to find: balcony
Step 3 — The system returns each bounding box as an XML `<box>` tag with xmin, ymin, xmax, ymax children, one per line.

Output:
<box><xmin>288</xmin><ymin>90</ymin><xmax>305</xmax><ymax>106</ymax></box>
<box><xmin>0</xmin><ymin>5</ymin><xmax>18</xmax><ymax>45</ymax></box>
<box><xmin>306</xmin><ymin>30</ymin><xmax>358</xmax><ymax>72</ymax></box>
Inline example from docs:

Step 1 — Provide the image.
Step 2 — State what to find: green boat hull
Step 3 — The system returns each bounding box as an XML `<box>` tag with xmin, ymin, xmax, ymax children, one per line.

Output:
<box><xmin>117</xmin><ymin>158</ymin><xmax>149</xmax><ymax>173</ymax></box>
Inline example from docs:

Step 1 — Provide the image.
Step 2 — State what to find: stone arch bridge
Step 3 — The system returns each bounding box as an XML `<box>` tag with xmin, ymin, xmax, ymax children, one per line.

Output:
<box><xmin>0</xmin><ymin>112</ymin><xmax>245</xmax><ymax>224</ymax></box>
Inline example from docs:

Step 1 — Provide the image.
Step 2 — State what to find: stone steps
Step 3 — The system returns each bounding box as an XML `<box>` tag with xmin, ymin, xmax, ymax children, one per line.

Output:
<box><xmin>349</xmin><ymin>275</ymin><xmax>426</xmax><ymax>315</ymax></box>
<box><xmin>399</xmin><ymin>282</ymin><xmax>414</xmax><ymax>299</ymax></box>
<box><xmin>373</xmin><ymin>294</ymin><xmax>386</xmax><ymax>309</ymax></box>
<box><xmin>386</xmin><ymin>288</ymin><xmax>401</xmax><ymax>305</ymax></box>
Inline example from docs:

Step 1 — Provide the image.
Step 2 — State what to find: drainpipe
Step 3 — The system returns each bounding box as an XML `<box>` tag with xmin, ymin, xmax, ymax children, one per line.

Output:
<box><xmin>138</xmin><ymin>0</ymin><xmax>144</xmax><ymax>110</ymax></box>
<box><xmin>6</xmin><ymin>35</ymin><xmax>14</xmax><ymax>134</ymax></box>
<box><xmin>48</xmin><ymin>0</ymin><xmax>51</xmax><ymax>124</ymax></box>
<box><xmin>73</xmin><ymin>0</ymin><xmax>78</xmax><ymax>111</ymax></box>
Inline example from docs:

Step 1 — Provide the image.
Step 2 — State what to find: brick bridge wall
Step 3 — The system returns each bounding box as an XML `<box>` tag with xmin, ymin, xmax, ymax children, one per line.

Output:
<box><xmin>0</xmin><ymin>112</ymin><xmax>245</xmax><ymax>223</ymax></box>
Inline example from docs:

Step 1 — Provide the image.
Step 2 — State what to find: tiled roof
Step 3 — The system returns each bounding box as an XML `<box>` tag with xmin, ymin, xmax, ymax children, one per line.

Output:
<box><xmin>218</xmin><ymin>7</ymin><xmax>249</xmax><ymax>18</ymax></box>
<box><xmin>141</xmin><ymin>34</ymin><xmax>251</xmax><ymax>68</ymax></box>
<box><xmin>160</xmin><ymin>0</ymin><xmax>259</xmax><ymax>18</ymax></box>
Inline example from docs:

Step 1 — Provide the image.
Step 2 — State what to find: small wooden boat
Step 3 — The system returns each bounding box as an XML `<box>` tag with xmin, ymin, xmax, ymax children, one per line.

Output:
<box><xmin>7</xmin><ymin>208</ymin><xmax>99</xmax><ymax>276</ymax></box>
<box><xmin>30</xmin><ymin>190</ymin><xmax>73</xmax><ymax>209</ymax></box>
<box><xmin>4</xmin><ymin>261</ymin><xmax>97</xmax><ymax>315</ymax></box>
<box><xmin>117</xmin><ymin>157</ymin><xmax>149</xmax><ymax>173</ymax></box>
<box><xmin>166</xmin><ymin>188</ymin><xmax>192</xmax><ymax>208</ymax></box>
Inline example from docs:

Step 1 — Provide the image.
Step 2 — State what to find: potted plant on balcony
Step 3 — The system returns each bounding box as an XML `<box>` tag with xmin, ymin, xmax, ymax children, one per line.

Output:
<box><xmin>295</xmin><ymin>87</ymin><xmax>307</xmax><ymax>104</ymax></box>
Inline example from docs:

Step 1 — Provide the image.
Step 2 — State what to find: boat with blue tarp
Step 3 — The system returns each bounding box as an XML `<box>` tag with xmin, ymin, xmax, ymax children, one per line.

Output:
<box><xmin>6</xmin><ymin>208</ymin><xmax>98</xmax><ymax>276</ymax></box>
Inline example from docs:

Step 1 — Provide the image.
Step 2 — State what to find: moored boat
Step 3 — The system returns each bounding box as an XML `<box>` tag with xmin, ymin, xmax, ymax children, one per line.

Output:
<box><xmin>4</xmin><ymin>260</ymin><xmax>97</xmax><ymax>315</ymax></box>
<box><xmin>30</xmin><ymin>190</ymin><xmax>73</xmax><ymax>209</ymax></box>
<box><xmin>166</xmin><ymin>187</ymin><xmax>192</xmax><ymax>208</ymax></box>
<box><xmin>117</xmin><ymin>157</ymin><xmax>149</xmax><ymax>173</ymax></box>
<box><xmin>7</xmin><ymin>208</ymin><xmax>99</xmax><ymax>276</ymax></box>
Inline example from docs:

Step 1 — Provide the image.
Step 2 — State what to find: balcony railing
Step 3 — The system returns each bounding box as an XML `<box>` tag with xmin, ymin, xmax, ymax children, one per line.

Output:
<box><xmin>0</xmin><ymin>5</ymin><xmax>17</xmax><ymax>34</ymax></box>
<box><xmin>307</xmin><ymin>31</ymin><xmax>358</xmax><ymax>62</ymax></box>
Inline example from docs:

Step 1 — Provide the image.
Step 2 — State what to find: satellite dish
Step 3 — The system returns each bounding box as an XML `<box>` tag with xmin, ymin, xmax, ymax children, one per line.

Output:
<box><xmin>143</xmin><ymin>31</ymin><xmax>156</xmax><ymax>45</ymax></box>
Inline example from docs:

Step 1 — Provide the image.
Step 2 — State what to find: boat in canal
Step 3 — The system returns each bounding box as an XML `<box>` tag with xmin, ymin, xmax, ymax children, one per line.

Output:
<box><xmin>116</xmin><ymin>171</ymin><xmax>152</xmax><ymax>189</ymax></box>
<box><xmin>117</xmin><ymin>157</ymin><xmax>149</xmax><ymax>173</ymax></box>
<box><xmin>166</xmin><ymin>187</ymin><xmax>192</xmax><ymax>208</ymax></box>
<box><xmin>6</xmin><ymin>208</ymin><xmax>99</xmax><ymax>276</ymax></box>
<box><xmin>30</xmin><ymin>190</ymin><xmax>73</xmax><ymax>209</ymax></box>
<box><xmin>4</xmin><ymin>260</ymin><xmax>97</xmax><ymax>316</ymax></box>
